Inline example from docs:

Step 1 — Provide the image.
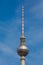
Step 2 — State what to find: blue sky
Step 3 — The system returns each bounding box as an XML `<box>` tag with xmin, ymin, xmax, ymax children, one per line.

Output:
<box><xmin>0</xmin><ymin>0</ymin><xmax>43</xmax><ymax>65</ymax></box>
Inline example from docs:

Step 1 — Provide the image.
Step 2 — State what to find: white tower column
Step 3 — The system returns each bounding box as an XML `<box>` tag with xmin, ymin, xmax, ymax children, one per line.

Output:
<box><xmin>21</xmin><ymin>56</ymin><xmax>25</xmax><ymax>65</ymax></box>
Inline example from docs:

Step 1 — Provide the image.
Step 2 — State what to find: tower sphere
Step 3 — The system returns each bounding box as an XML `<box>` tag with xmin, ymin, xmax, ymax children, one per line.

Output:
<box><xmin>17</xmin><ymin>44</ymin><xmax>29</xmax><ymax>57</ymax></box>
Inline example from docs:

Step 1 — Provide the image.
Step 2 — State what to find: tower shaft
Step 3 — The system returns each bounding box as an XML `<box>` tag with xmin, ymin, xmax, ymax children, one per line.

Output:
<box><xmin>21</xmin><ymin>56</ymin><xmax>25</xmax><ymax>65</ymax></box>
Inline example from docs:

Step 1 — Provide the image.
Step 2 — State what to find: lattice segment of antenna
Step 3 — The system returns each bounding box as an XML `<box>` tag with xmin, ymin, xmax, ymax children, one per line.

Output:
<box><xmin>22</xmin><ymin>5</ymin><xmax>24</xmax><ymax>37</ymax></box>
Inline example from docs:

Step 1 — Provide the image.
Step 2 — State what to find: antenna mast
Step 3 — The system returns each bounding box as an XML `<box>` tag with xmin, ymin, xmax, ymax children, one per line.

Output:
<box><xmin>22</xmin><ymin>5</ymin><xmax>24</xmax><ymax>37</ymax></box>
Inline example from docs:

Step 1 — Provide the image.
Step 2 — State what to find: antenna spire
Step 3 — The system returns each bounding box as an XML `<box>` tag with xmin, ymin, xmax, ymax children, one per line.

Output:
<box><xmin>22</xmin><ymin>5</ymin><xmax>24</xmax><ymax>37</ymax></box>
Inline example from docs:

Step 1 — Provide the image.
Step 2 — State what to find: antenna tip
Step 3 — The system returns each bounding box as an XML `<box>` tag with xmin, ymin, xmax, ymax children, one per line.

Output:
<box><xmin>22</xmin><ymin>5</ymin><xmax>24</xmax><ymax>8</ymax></box>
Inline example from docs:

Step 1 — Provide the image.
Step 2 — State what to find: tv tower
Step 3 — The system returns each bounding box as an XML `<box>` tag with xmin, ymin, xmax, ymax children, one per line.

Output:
<box><xmin>17</xmin><ymin>4</ymin><xmax>29</xmax><ymax>65</ymax></box>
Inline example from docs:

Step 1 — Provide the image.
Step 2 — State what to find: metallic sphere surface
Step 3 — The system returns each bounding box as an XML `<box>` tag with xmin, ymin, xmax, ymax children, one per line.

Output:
<box><xmin>17</xmin><ymin>45</ymin><xmax>29</xmax><ymax>56</ymax></box>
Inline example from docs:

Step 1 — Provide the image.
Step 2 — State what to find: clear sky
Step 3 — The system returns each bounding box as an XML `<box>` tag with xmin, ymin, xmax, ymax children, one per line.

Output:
<box><xmin>0</xmin><ymin>0</ymin><xmax>43</xmax><ymax>65</ymax></box>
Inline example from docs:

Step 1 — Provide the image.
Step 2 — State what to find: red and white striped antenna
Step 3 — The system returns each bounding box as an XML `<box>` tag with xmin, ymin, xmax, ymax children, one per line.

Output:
<box><xmin>22</xmin><ymin>5</ymin><xmax>24</xmax><ymax>37</ymax></box>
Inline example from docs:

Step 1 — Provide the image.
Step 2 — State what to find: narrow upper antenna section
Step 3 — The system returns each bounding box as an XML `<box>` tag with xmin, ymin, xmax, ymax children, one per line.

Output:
<box><xmin>22</xmin><ymin>5</ymin><xmax>24</xmax><ymax>37</ymax></box>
